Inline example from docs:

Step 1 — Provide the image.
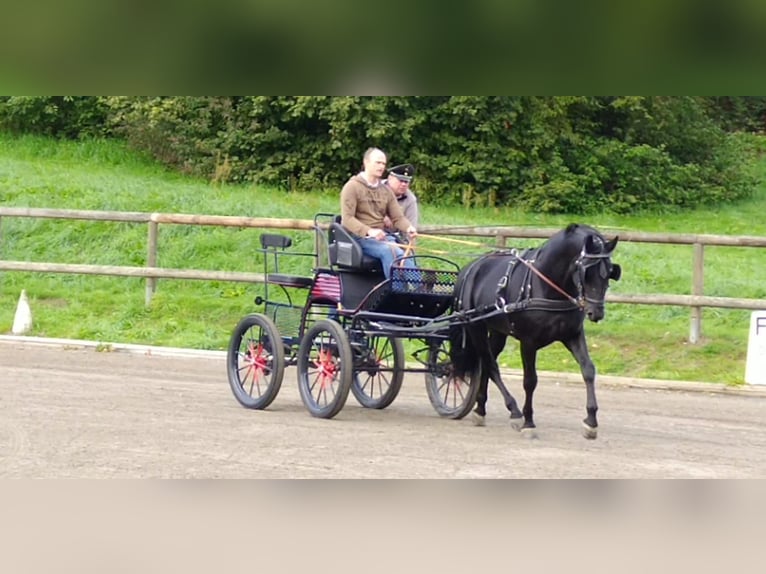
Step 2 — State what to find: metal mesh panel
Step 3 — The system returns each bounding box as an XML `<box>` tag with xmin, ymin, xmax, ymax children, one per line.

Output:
<box><xmin>265</xmin><ymin>302</ymin><xmax>303</xmax><ymax>337</ymax></box>
<box><xmin>361</xmin><ymin>283</ymin><xmax>392</xmax><ymax>311</ymax></box>
<box><xmin>390</xmin><ymin>267</ymin><xmax>459</xmax><ymax>295</ymax></box>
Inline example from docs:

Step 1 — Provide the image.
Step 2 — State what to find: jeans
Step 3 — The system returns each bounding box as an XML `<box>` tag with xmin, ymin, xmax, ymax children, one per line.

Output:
<box><xmin>358</xmin><ymin>234</ymin><xmax>417</xmax><ymax>280</ymax></box>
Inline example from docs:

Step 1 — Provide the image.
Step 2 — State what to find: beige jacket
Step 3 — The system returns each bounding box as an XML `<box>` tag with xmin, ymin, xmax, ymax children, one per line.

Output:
<box><xmin>340</xmin><ymin>175</ymin><xmax>412</xmax><ymax>237</ymax></box>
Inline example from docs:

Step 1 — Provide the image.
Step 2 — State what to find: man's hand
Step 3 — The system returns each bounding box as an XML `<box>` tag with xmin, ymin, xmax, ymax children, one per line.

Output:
<box><xmin>406</xmin><ymin>226</ymin><xmax>418</xmax><ymax>238</ymax></box>
<box><xmin>367</xmin><ymin>228</ymin><xmax>385</xmax><ymax>240</ymax></box>
<box><xmin>383</xmin><ymin>216</ymin><xmax>393</xmax><ymax>229</ymax></box>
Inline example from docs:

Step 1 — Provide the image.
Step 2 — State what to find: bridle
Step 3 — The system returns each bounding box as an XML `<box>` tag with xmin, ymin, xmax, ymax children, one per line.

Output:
<box><xmin>572</xmin><ymin>247</ymin><xmax>614</xmax><ymax>307</ymax></box>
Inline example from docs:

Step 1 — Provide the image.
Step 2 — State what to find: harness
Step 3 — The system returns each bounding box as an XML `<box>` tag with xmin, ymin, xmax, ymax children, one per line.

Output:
<box><xmin>494</xmin><ymin>248</ymin><xmax>537</xmax><ymax>311</ymax></box>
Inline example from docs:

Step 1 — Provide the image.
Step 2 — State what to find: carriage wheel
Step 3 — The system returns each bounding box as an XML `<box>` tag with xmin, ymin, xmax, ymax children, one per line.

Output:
<box><xmin>351</xmin><ymin>335</ymin><xmax>405</xmax><ymax>409</ymax></box>
<box><xmin>297</xmin><ymin>319</ymin><xmax>353</xmax><ymax>419</ymax></box>
<box><xmin>424</xmin><ymin>339</ymin><xmax>479</xmax><ymax>419</ymax></box>
<box><xmin>227</xmin><ymin>313</ymin><xmax>285</xmax><ymax>410</ymax></box>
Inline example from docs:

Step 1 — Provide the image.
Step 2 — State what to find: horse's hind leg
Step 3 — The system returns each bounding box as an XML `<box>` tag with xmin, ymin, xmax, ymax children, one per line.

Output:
<box><xmin>564</xmin><ymin>334</ymin><xmax>598</xmax><ymax>440</ymax></box>
<box><xmin>471</xmin><ymin>362</ymin><xmax>489</xmax><ymax>427</ymax></box>
<box><xmin>488</xmin><ymin>331</ymin><xmax>522</xmax><ymax>419</ymax></box>
<box><xmin>472</xmin><ymin>332</ymin><xmax>521</xmax><ymax>426</ymax></box>
<box><xmin>464</xmin><ymin>325</ymin><xmax>491</xmax><ymax>426</ymax></box>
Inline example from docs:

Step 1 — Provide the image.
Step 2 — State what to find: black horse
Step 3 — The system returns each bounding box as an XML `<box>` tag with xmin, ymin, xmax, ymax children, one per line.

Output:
<box><xmin>449</xmin><ymin>223</ymin><xmax>621</xmax><ymax>439</ymax></box>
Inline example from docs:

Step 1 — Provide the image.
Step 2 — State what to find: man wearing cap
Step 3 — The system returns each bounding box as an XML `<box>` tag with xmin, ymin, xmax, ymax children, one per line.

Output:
<box><xmin>383</xmin><ymin>163</ymin><xmax>419</xmax><ymax>235</ymax></box>
<box><xmin>340</xmin><ymin>148</ymin><xmax>418</xmax><ymax>279</ymax></box>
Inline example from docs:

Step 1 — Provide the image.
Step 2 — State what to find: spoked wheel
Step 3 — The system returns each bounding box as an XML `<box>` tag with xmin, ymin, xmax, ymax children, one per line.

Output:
<box><xmin>351</xmin><ymin>335</ymin><xmax>405</xmax><ymax>409</ymax></box>
<box><xmin>296</xmin><ymin>319</ymin><xmax>353</xmax><ymax>419</ymax></box>
<box><xmin>424</xmin><ymin>339</ymin><xmax>479</xmax><ymax>419</ymax></box>
<box><xmin>227</xmin><ymin>313</ymin><xmax>285</xmax><ymax>410</ymax></box>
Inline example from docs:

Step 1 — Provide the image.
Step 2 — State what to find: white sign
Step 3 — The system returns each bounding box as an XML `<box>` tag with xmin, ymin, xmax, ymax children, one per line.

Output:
<box><xmin>745</xmin><ymin>311</ymin><xmax>766</xmax><ymax>385</ymax></box>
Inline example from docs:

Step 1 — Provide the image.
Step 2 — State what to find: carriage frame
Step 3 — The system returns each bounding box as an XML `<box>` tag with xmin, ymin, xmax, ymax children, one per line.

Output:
<box><xmin>226</xmin><ymin>213</ymin><xmax>486</xmax><ymax>419</ymax></box>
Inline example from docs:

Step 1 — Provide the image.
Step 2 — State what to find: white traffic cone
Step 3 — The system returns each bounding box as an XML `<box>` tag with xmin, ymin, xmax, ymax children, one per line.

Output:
<box><xmin>12</xmin><ymin>289</ymin><xmax>33</xmax><ymax>335</ymax></box>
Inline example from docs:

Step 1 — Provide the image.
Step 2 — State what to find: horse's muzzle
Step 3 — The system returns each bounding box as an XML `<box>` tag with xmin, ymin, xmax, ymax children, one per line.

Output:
<box><xmin>586</xmin><ymin>305</ymin><xmax>605</xmax><ymax>323</ymax></box>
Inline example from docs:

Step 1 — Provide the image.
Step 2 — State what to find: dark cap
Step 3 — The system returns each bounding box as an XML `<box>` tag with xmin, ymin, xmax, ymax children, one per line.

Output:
<box><xmin>388</xmin><ymin>164</ymin><xmax>415</xmax><ymax>183</ymax></box>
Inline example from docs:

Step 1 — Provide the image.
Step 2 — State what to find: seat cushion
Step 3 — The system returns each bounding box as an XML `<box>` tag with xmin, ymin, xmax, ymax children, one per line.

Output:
<box><xmin>266</xmin><ymin>274</ymin><xmax>313</xmax><ymax>288</ymax></box>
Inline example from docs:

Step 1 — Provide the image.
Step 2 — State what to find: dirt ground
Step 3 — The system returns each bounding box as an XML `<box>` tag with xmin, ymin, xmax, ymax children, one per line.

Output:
<box><xmin>1</xmin><ymin>338</ymin><xmax>765</xmax><ymax>478</ymax></box>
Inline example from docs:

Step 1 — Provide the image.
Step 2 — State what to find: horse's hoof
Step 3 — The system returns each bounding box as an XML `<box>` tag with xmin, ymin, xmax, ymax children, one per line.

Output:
<box><xmin>509</xmin><ymin>410</ymin><xmax>523</xmax><ymax>420</ymax></box>
<box><xmin>471</xmin><ymin>412</ymin><xmax>486</xmax><ymax>427</ymax></box>
<box><xmin>520</xmin><ymin>427</ymin><xmax>538</xmax><ymax>440</ymax></box>
<box><xmin>511</xmin><ymin>420</ymin><xmax>535</xmax><ymax>435</ymax></box>
<box><xmin>582</xmin><ymin>422</ymin><xmax>598</xmax><ymax>440</ymax></box>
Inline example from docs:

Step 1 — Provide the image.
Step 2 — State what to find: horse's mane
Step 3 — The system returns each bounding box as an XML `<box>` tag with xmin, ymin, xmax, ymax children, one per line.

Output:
<box><xmin>563</xmin><ymin>223</ymin><xmax>603</xmax><ymax>242</ymax></box>
<box><xmin>545</xmin><ymin>223</ymin><xmax>608</xmax><ymax>257</ymax></box>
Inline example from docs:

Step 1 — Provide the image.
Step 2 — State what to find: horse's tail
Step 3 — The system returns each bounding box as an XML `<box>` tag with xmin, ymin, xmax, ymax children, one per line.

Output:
<box><xmin>449</xmin><ymin>323</ymin><xmax>478</xmax><ymax>380</ymax></box>
<box><xmin>449</xmin><ymin>259</ymin><xmax>483</xmax><ymax>379</ymax></box>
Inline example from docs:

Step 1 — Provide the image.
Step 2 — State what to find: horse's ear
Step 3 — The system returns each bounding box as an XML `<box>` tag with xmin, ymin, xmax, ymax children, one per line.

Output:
<box><xmin>609</xmin><ymin>263</ymin><xmax>622</xmax><ymax>281</ymax></box>
<box><xmin>605</xmin><ymin>236</ymin><xmax>619</xmax><ymax>253</ymax></box>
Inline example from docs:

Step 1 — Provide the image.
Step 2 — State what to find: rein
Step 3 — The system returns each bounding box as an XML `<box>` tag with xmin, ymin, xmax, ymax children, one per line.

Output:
<box><xmin>513</xmin><ymin>255</ymin><xmax>583</xmax><ymax>308</ymax></box>
<box><xmin>386</xmin><ymin>239</ymin><xmax>416</xmax><ymax>267</ymax></box>
<box><xmin>417</xmin><ymin>234</ymin><xmax>490</xmax><ymax>248</ymax></box>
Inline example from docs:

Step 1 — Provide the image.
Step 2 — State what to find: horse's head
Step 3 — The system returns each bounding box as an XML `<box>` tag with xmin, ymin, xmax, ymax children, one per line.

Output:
<box><xmin>574</xmin><ymin>231</ymin><xmax>621</xmax><ymax>323</ymax></box>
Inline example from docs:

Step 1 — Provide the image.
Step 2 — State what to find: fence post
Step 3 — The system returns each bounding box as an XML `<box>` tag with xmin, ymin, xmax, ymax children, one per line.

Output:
<box><xmin>690</xmin><ymin>242</ymin><xmax>704</xmax><ymax>343</ymax></box>
<box><xmin>496</xmin><ymin>233</ymin><xmax>507</xmax><ymax>249</ymax></box>
<box><xmin>146</xmin><ymin>221</ymin><xmax>158</xmax><ymax>306</ymax></box>
<box><xmin>0</xmin><ymin>215</ymin><xmax>3</xmax><ymax>281</ymax></box>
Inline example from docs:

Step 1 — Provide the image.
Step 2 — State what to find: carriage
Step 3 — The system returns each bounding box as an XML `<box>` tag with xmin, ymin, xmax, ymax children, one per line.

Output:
<box><xmin>226</xmin><ymin>213</ymin><xmax>621</xmax><ymax>438</ymax></box>
<box><xmin>226</xmin><ymin>213</ymin><xmax>480</xmax><ymax>420</ymax></box>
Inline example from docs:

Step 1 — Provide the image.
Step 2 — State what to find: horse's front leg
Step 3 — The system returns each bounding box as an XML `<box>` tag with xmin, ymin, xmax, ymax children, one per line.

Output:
<box><xmin>516</xmin><ymin>343</ymin><xmax>539</xmax><ymax>438</ymax></box>
<box><xmin>563</xmin><ymin>334</ymin><xmax>598</xmax><ymax>440</ymax></box>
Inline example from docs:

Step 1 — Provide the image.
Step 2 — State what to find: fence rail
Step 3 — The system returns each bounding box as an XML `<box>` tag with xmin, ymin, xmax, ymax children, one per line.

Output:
<box><xmin>2</xmin><ymin>207</ymin><xmax>765</xmax><ymax>343</ymax></box>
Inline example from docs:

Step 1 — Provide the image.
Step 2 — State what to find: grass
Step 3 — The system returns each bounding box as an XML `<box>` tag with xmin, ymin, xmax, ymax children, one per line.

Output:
<box><xmin>2</xmin><ymin>133</ymin><xmax>766</xmax><ymax>385</ymax></box>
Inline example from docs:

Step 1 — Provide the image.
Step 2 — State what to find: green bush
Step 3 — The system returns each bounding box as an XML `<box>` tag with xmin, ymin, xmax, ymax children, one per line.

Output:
<box><xmin>0</xmin><ymin>96</ymin><xmax>109</xmax><ymax>138</ymax></box>
<box><xmin>1</xmin><ymin>96</ymin><xmax>760</xmax><ymax>214</ymax></box>
<box><xmin>705</xmin><ymin>96</ymin><xmax>766</xmax><ymax>132</ymax></box>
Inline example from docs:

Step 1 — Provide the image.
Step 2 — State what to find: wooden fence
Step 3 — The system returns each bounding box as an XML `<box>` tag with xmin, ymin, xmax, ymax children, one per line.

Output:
<box><xmin>2</xmin><ymin>206</ymin><xmax>766</xmax><ymax>343</ymax></box>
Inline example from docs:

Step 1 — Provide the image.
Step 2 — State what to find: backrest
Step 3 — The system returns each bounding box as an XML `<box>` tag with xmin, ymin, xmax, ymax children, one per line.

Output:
<box><xmin>328</xmin><ymin>222</ymin><xmax>363</xmax><ymax>267</ymax></box>
<box><xmin>260</xmin><ymin>234</ymin><xmax>292</xmax><ymax>250</ymax></box>
<box><xmin>327</xmin><ymin>219</ymin><xmax>383</xmax><ymax>274</ymax></box>
<box><xmin>259</xmin><ymin>233</ymin><xmax>293</xmax><ymax>274</ymax></box>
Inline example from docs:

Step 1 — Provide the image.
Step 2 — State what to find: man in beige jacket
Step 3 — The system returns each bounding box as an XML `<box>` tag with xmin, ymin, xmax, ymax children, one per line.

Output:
<box><xmin>340</xmin><ymin>148</ymin><xmax>418</xmax><ymax>279</ymax></box>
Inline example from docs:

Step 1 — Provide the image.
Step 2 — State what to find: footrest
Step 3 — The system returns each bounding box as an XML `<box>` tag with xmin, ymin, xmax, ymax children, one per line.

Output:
<box><xmin>266</xmin><ymin>274</ymin><xmax>313</xmax><ymax>288</ymax></box>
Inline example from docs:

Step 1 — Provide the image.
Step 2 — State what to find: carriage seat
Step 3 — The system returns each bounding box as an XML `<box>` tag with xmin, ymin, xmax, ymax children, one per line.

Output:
<box><xmin>259</xmin><ymin>233</ymin><xmax>314</xmax><ymax>288</ymax></box>
<box><xmin>327</xmin><ymin>221</ymin><xmax>383</xmax><ymax>274</ymax></box>
<box><xmin>266</xmin><ymin>274</ymin><xmax>313</xmax><ymax>288</ymax></box>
